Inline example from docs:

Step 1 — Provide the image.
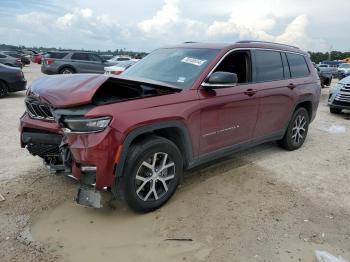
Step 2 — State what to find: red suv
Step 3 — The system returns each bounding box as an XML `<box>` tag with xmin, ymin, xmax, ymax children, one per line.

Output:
<box><xmin>20</xmin><ymin>41</ymin><xmax>321</xmax><ymax>212</ymax></box>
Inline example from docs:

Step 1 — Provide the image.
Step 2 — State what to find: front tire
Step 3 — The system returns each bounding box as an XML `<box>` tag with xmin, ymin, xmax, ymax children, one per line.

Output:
<box><xmin>118</xmin><ymin>136</ymin><xmax>183</xmax><ymax>213</ymax></box>
<box><xmin>278</xmin><ymin>107</ymin><xmax>310</xmax><ymax>151</ymax></box>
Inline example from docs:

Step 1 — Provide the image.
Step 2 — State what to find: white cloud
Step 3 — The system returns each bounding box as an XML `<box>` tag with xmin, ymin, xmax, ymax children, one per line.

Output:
<box><xmin>138</xmin><ymin>0</ymin><xmax>180</xmax><ymax>33</ymax></box>
<box><xmin>4</xmin><ymin>0</ymin><xmax>350</xmax><ymax>51</ymax></box>
<box><xmin>56</xmin><ymin>13</ymin><xmax>74</xmax><ymax>29</ymax></box>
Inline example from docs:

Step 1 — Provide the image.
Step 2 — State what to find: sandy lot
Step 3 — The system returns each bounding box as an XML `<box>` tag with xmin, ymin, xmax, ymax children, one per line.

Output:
<box><xmin>0</xmin><ymin>63</ymin><xmax>349</xmax><ymax>262</ymax></box>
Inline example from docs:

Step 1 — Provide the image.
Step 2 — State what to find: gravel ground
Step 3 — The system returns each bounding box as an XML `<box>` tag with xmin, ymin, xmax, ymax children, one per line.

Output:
<box><xmin>0</xmin><ymin>63</ymin><xmax>349</xmax><ymax>262</ymax></box>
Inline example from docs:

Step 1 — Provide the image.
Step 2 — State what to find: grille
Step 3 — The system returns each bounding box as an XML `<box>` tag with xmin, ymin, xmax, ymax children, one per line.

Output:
<box><xmin>334</xmin><ymin>84</ymin><xmax>350</xmax><ymax>105</ymax></box>
<box><xmin>26</xmin><ymin>143</ymin><xmax>60</xmax><ymax>157</ymax></box>
<box><xmin>25</xmin><ymin>99</ymin><xmax>54</xmax><ymax>120</ymax></box>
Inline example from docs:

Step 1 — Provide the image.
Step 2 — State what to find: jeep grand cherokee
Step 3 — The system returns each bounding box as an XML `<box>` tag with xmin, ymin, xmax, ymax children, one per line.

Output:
<box><xmin>20</xmin><ymin>41</ymin><xmax>321</xmax><ymax>212</ymax></box>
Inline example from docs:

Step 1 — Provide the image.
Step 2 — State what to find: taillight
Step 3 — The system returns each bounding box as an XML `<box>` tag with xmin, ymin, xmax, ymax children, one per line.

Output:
<box><xmin>111</xmin><ymin>70</ymin><xmax>123</xmax><ymax>75</ymax></box>
<box><xmin>16</xmin><ymin>58</ymin><xmax>21</xmax><ymax>63</ymax></box>
<box><xmin>47</xmin><ymin>58</ymin><xmax>54</xmax><ymax>65</ymax></box>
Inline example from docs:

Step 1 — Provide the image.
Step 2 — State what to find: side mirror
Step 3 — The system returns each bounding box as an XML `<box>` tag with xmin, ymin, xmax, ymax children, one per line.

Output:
<box><xmin>202</xmin><ymin>71</ymin><xmax>238</xmax><ymax>88</ymax></box>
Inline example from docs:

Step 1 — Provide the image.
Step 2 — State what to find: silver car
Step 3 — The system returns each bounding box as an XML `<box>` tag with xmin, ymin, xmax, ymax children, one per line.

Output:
<box><xmin>41</xmin><ymin>51</ymin><xmax>117</xmax><ymax>75</ymax></box>
<box><xmin>328</xmin><ymin>75</ymin><xmax>350</xmax><ymax>113</ymax></box>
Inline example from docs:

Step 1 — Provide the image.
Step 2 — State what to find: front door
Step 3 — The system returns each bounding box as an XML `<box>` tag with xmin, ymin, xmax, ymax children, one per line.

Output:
<box><xmin>199</xmin><ymin>50</ymin><xmax>259</xmax><ymax>155</ymax></box>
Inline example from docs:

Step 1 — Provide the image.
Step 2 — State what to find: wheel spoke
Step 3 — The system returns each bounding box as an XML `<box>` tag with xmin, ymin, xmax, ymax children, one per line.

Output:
<box><xmin>144</xmin><ymin>185</ymin><xmax>154</xmax><ymax>201</ymax></box>
<box><xmin>141</xmin><ymin>161</ymin><xmax>154</xmax><ymax>171</ymax></box>
<box><xmin>163</xmin><ymin>162</ymin><xmax>175</xmax><ymax>170</ymax></box>
<box><xmin>136</xmin><ymin>179</ymin><xmax>151</xmax><ymax>194</ymax></box>
<box><xmin>163</xmin><ymin>174</ymin><xmax>175</xmax><ymax>181</ymax></box>
<box><xmin>153</xmin><ymin>188</ymin><xmax>159</xmax><ymax>200</ymax></box>
<box><xmin>152</xmin><ymin>153</ymin><xmax>158</xmax><ymax>169</ymax></box>
<box><xmin>159</xmin><ymin>179</ymin><xmax>168</xmax><ymax>192</ymax></box>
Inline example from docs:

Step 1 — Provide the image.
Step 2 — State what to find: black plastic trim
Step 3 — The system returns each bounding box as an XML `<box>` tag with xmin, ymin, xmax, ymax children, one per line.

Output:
<box><xmin>115</xmin><ymin>121</ymin><xmax>193</xmax><ymax>177</ymax></box>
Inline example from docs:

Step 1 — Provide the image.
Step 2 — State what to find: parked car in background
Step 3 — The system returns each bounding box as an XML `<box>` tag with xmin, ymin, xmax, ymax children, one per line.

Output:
<box><xmin>0</xmin><ymin>53</ymin><xmax>22</xmax><ymax>68</ymax></box>
<box><xmin>317</xmin><ymin>63</ymin><xmax>338</xmax><ymax>77</ymax></box>
<box><xmin>20</xmin><ymin>41</ymin><xmax>320</xmax><ymax>212</ymax></box>
<box><xmin>107</xmin><ymin>55</ymin><xmax>131</xmax><ymax>63</ymax></box>
<box><xmin>31</xmin><ymin>53</ymin><xmax>43</xmax><ymax>64</ymax></box>
<box><xmin>320</xmin><ymin>60</ymin><xmax>343</xmax><ymax>68</ymax></box>
<box><xmin>315</xmin><ymin>65</ymin><xmax>333</xmax><ymax>87</ymax></box>
<box><xmin>104</xmin><ymin>59</ymin><xmax>139</xmax><ymax>75</ymax></box>
<box><xmin>0</xmin><ymin>63</ymin><xmax>26</xmax><ymax>98</ymax></box>
<box><xmin>1</xmin><ymin>51</ymin><xmax>30</xmax><ymax>65</ymax></box>
<box><xmin>41</xmin><ymin>51</ymin><xmax>117</xmax><ymax>74</ymax></box>
<box><xmin>337</xmin><ymin>63</ymin><xmax>350</xmax><ymax>80</ymax></box>
<box><xmin>328</xmin><ymin>75</ymin><xmax>350</xmax><ymax>114</ymax></box>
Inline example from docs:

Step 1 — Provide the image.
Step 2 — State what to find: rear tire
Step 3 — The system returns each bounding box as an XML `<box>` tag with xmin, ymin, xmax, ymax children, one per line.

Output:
<box><xmin>117</xmin><ymin>136</ymin><xmax>183</xmax><ymax>213</ymax></box>
<box><xmin>59</xmin><ymin>67</ymin><xmax>74</xmax><ymax>74</ymax></box>
<box><xmin>330</xmin><ymin>107</ymin><xmax>342</xmax><ymax>114</ymax></box>
<box><xmin>0</xmin><ymin>81</ymin><xmax>8</xmax><ymax>98</ymax></box>
<box><xmin>278</xmin><ymin>107</ymin><xmax>310</xmax><ymax>151</ymax></box>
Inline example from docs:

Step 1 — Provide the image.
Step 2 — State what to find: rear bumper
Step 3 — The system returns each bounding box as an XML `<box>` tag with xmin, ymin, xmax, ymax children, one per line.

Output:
<box><xmin>8</xmin><ymin>79</ymin><xmax>27</xmax><ymax>92</ymax></box>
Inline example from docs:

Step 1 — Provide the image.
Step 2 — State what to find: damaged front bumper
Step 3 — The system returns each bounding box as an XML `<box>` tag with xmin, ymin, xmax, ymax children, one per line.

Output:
<box><xmin>20</xmin><ymin>113</ymin><xmax>121</xmax><ymax>208</ymax></box>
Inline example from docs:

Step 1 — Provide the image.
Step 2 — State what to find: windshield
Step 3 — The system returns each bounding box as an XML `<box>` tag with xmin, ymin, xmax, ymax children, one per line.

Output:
<box><xmin>123</xmin><ymin>48</ymin><xmax>220</xmax><ymax>89</ymax></box>
<box><xmin>339</xmin><ymin>64</ymin><xmax>350</xmax><ymax>68</ymax></box>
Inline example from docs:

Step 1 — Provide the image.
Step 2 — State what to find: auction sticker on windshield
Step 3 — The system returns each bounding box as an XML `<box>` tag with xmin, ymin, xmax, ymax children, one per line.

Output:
<box><xmin>181</xmin><ymin>57</ymin><xmax>207</xmax><ymax>66</ymax></box>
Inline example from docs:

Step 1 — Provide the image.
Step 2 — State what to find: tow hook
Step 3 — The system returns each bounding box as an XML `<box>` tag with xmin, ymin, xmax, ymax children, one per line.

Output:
<box><xmin>76</xmin><ymin>185</ymin><xmax>102</xmax><ymax>208</ymax></box>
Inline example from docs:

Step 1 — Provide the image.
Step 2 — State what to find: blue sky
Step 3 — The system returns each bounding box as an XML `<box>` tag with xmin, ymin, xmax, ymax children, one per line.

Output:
<box><xmin>1</xmin><ymin>0</ymin><xmax>349</xmax><ymax>52</ymax></box>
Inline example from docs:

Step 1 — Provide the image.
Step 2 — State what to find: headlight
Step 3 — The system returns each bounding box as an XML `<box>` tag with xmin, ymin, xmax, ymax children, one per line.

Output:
<box><xmin>63</xmin><ymin>116</ymin><xmax>112</xmax><ymax>133</ymax></box>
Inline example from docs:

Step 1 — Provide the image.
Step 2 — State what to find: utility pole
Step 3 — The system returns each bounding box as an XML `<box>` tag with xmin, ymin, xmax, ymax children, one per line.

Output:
<box><xmin>328</xmin><ymin>44</ymin><xmax>333</xmax><ymax>61</ymax></box>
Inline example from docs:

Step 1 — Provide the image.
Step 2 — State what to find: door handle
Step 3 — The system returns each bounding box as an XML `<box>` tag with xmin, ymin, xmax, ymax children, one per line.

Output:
<box><xmin>244</xmin><ymin>89</ymin><xmax>257</xmax><ymax>96</ymax></box>
<box><xmin>288</xmin><ymin>83</ymin><xmax>296</xmax><ymax>90</ymax></box>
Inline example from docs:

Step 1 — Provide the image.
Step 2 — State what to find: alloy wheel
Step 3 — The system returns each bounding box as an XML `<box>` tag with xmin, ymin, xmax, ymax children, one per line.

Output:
<box><xmin>135</xmin><ymin>152</ymin><xmax>175</xmax><ymax>202</ymax></box>
<box><xmin>291</xmin><ymin>114</ymin><xmax>307</xmax><ymax>145</ymax></box>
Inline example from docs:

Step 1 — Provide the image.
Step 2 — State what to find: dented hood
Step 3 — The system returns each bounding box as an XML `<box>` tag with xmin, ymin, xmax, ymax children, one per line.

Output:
<box><xmin>28</xmin><ymin>74</ymin><xmax>180</xmax><ymax>108</ymax></box>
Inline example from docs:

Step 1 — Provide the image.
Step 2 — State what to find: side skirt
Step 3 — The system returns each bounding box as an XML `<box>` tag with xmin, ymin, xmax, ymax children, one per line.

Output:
<box><xmin>187</xmin><ymin>130</ymin><xmax>285</xmax><ymax>170</ymax></box>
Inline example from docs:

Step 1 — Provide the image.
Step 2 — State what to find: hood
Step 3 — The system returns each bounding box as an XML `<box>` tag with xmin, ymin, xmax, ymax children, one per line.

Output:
<box><xmin>28</xmin><ymin>74</ymin><xmax>181</xmax><ymax>108</ymax></box>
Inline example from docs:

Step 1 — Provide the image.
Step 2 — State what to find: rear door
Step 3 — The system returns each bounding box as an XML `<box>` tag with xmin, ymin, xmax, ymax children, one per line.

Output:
<box><xmin>252</xmin><ymin>50</ymin><xmax>296</xmax><ymax>138</ymax></box>
<box><xmin>199</xmin><ymin>50</ymin><xmax>260</xmax><ymax>155</ymax></box>
<box><xmin>70</xmin><ymin>53</ymin><xmax>91</xmax><ymax>73</ymax></box>
<box><xmin>88</xmin><ymin>54</ymin><xmax>105</xmax><ymax>73</ymax></box>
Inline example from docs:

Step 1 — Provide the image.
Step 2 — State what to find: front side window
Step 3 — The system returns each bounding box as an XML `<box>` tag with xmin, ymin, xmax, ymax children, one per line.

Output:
<box><xmin>123</xmin><ymin>48</ymin><xmax>220</xmax><ymax>89</ymax></box>
<box><xmin>286</xmin><ymin>53</ymin><xmax>310</xmax><ymax>78</ymax></box>
<box><xmin>254</xmin><ymin>50</ymin><xmax>284</xmax><ymax>82</ymax></box>
<box><xmin>213</xmin><ymin>50</ymin><xmax>251</xmax><ymax>84</ymax></box>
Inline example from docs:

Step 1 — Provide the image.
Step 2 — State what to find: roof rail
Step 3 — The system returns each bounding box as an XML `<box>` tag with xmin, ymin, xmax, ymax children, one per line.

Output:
<box><xmin>236</xmin><ymin>40</ymin><xmax>300</xmax><ymax>49</ymax></box>
<box><xmin>183</xmin><ymin>41</ymin><xmax>199</xmax><ymax>44</ymax></box>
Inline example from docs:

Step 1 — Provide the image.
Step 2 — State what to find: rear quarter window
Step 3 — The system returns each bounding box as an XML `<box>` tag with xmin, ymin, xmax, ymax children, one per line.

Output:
<box><xmin>254</xmin><ymin>50</ymin><xmax>284</xmax><ymax>82</ymax></box>
<box><xmin>286</xmin><ymin>53</ymin><xmax>310</xmax><ymax>78</ymax></box>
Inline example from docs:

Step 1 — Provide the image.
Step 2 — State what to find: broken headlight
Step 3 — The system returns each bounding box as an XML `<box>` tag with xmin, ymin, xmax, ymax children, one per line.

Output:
<box><xmin>63</xmin><ymin>116</ymin><xmax>112</xmax><ymax>133</ymax></box>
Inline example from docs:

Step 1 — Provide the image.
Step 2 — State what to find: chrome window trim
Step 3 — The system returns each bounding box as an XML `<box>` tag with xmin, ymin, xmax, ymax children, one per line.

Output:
<box><xmin>201</xmin><ymin>47</ymin><xmax>310</xmax><ymax>88</ymax></box>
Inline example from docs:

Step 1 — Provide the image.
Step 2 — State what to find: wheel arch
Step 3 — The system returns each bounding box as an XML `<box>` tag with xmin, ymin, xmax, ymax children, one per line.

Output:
<box><xmin>115</xmin><ymin>121</ymin><xmax>194</xmax><ymax>178</ymax></box>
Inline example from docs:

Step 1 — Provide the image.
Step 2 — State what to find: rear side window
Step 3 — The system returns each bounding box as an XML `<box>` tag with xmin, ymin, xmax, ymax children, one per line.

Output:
<box><xmin>254</xmin><ymin>50</ymin><xmax>284</xmax><ymax>82</ymax></box>
<box><xmin>71</xmin><ymin>53</ymin><xmax>89</xmax><ymax>61</ymax></box>
<box><xmin>48</xmin><ymin>52</ymin><xmax>68</xmax><ymax>59</ymax></box>
<box><xmin>0</xmin><ymin>54</ymin><xmax>6</xmax><ymax>58</ymax></box>
<box><xmin>286</xmin><ymin>53</ymin><xmax>310</xmax><ymax>78</ymax></box>
<box><xmin>89</xmin><ymin>54</ymin><xmax>102</xmax><ymax>62</ymax></box>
